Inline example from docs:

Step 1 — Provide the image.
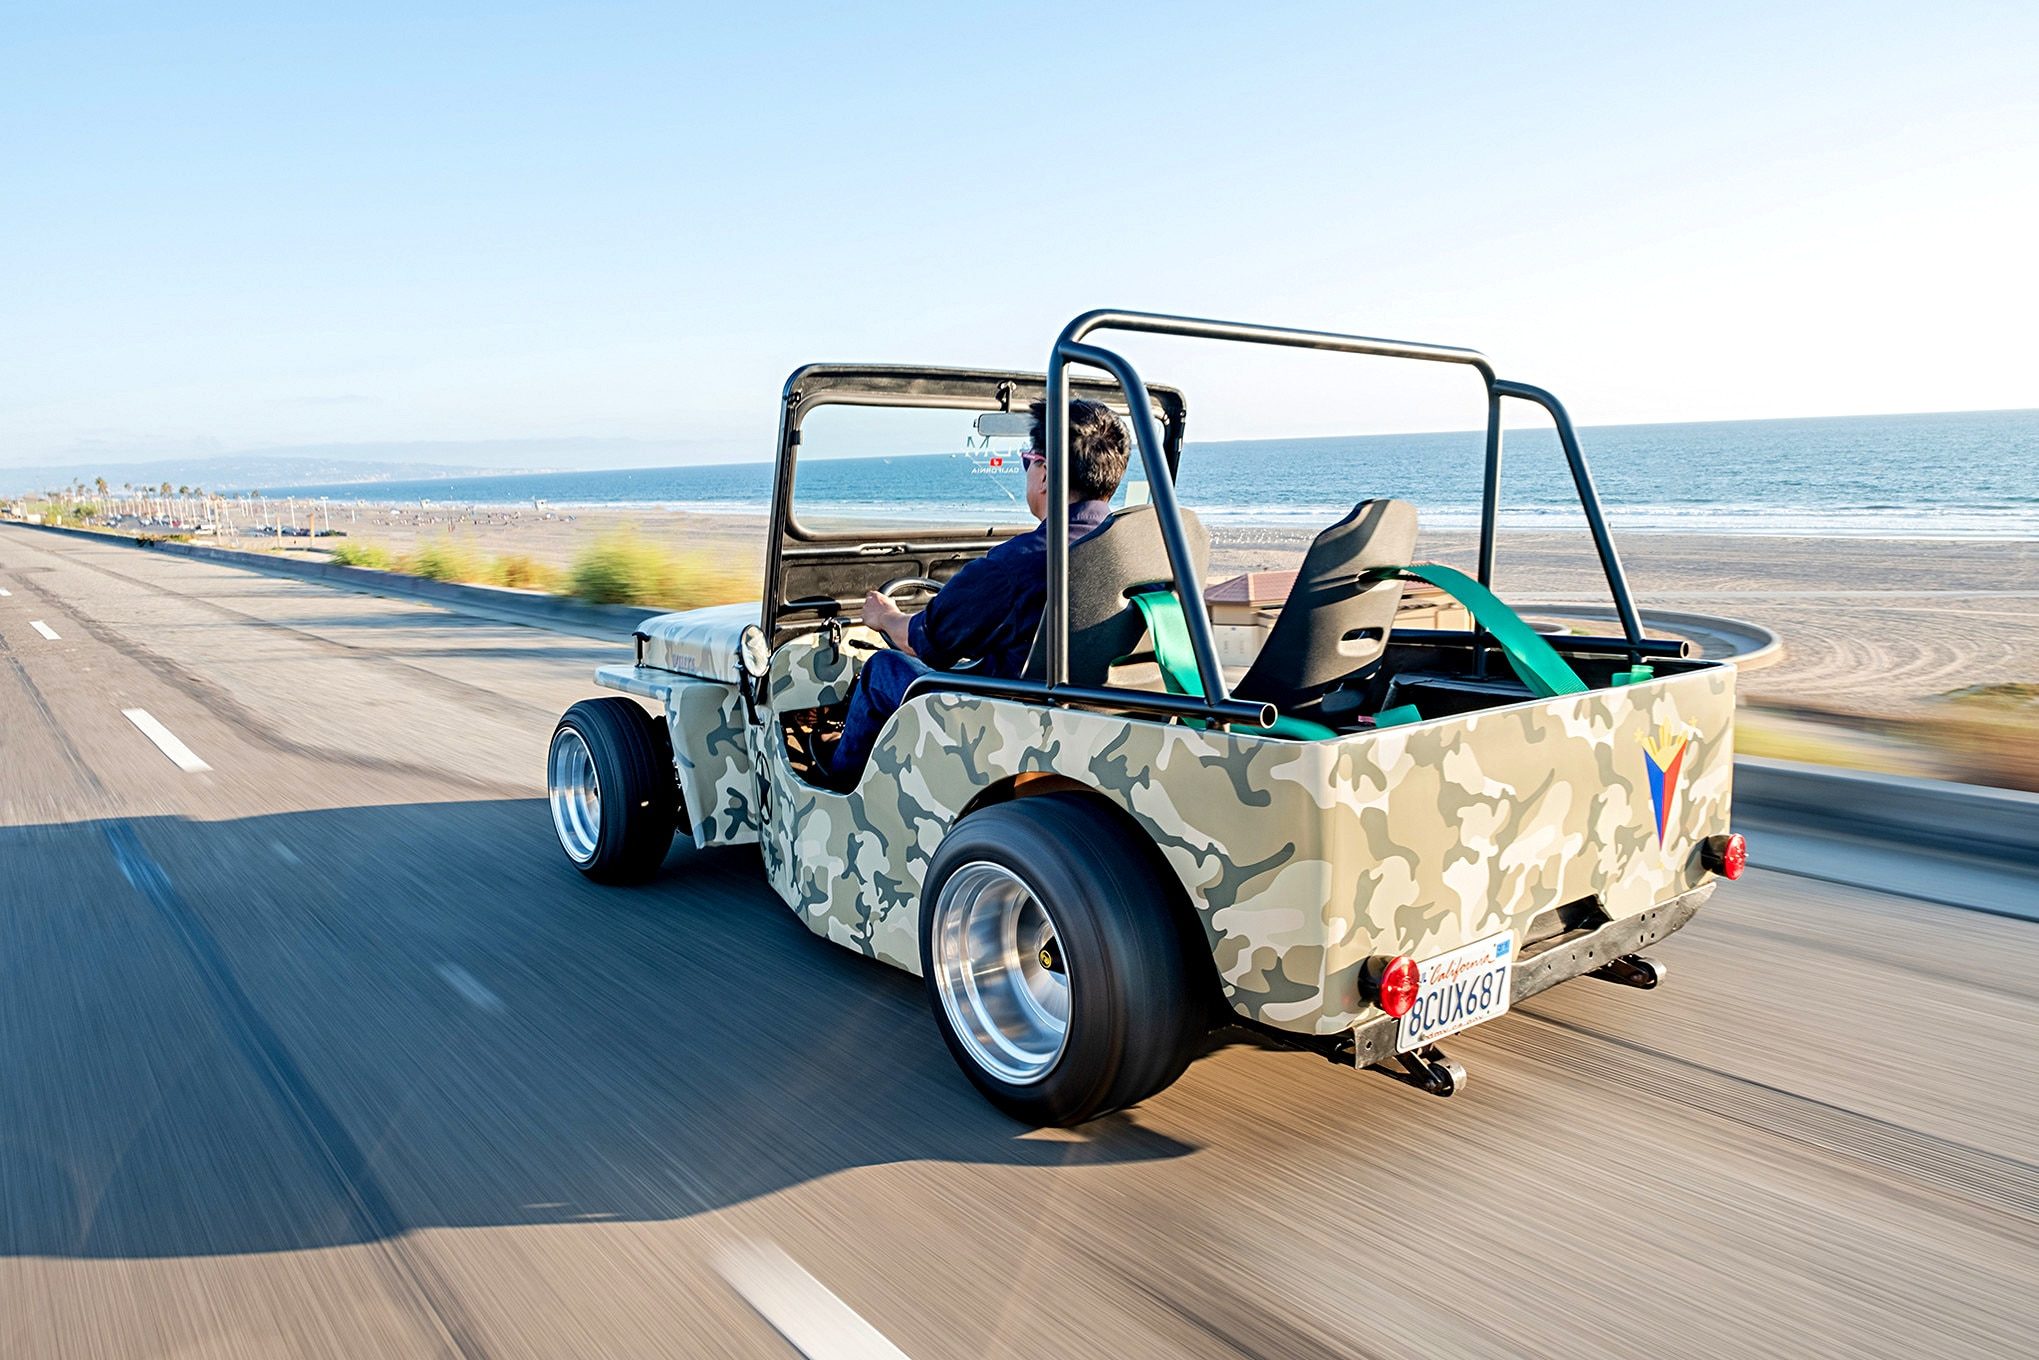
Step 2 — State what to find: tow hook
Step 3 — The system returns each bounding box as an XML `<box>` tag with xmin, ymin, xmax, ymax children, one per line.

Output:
<box><xmin>1394</xmin><ymin>1045</ymin><xmax>1466</xmax><ymax>1098</ymax></box>
<box><xmin>1590</xmin><ymin>953</ymin><xmax>1667</xmax><ymax>989</ymax></box>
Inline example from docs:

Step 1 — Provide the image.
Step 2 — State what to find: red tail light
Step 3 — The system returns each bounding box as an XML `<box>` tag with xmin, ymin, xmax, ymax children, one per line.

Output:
<box><xmin>1703</xmin><ymin>833</ymin><xmax>1747</xmax><ymax>880</ymax></box>
<box><xmin>1376</xmin><ymin>955</ymin><xmax>1420</xmax><ymax>1018</ymax></box>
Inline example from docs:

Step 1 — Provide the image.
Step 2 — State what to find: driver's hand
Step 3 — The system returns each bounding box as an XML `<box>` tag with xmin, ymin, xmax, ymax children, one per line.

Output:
<box><xmin>861</xmin><ymin>590</ymin><xmax>903</xmax><ymax>632</ymax></box>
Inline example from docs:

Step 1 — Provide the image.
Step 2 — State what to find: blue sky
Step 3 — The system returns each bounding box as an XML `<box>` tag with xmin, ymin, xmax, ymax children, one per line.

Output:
<box><xmin>4</xmin><ymin>2</ymin><xmax>2034</xmax><ymax>468</ymax></box>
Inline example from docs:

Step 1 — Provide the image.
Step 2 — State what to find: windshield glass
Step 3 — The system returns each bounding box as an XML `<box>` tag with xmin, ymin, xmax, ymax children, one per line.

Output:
<box><xmin>790</xmin><ymin>403</ymin><xmax>1152</xmax><ymax>534</ymax></box>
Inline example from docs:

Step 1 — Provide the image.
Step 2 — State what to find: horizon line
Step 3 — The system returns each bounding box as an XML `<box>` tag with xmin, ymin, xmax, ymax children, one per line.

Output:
<box><xmin>3</xmin><ymin>403</ymin><xmax>2035</xmax><ymax>485</ymax></box>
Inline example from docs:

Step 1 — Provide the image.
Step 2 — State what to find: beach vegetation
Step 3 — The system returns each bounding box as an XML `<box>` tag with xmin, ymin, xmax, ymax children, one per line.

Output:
<box><xmin>1939</xmin><ymin>681</ymin><xmax>2039</xmax><ymax>709</ymax></box>
<box><xmin>1734</xmin><ymin>711</ymin><xmax>1905</xmax><ymax>773</ymax></box>
<box><xmin>327</xmin><ymin>536</ymin><xmax>572</xmax><ymax>595</ymax></box>
<box><xmin>48</xmin><ymin>499</ymin><xmax>102</xmax><ymax>527</ymax></box>
<box><xmin>490</xmin><ymin>552</ymin><xmax>566</xmax><ymax>593</ymax></box>
<box><xmin>1741</xmin><ymin>698</ymin><xmax>2039</xmax><ymax>793</ymax></box>
<box><xmin>567</xmin><ymin>527</ymin><xmax>751</xmax><ymax>608</ymax></box>
<box><xmin>328</xmin><ymin>541</ymin><xmax>396</xmax><ymax>570</ymax></box>
<box><xmin>404</xmin><ymin>535</ymin><xmax>491</xmax><ymax>584</ymax></box>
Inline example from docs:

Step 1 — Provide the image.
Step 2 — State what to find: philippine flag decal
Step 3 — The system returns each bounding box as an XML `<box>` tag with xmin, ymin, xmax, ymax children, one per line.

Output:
<box><xmin>1639</xmin><ymin>721</ymin><xmax>1694</xmax><ymax>846</ymax></box>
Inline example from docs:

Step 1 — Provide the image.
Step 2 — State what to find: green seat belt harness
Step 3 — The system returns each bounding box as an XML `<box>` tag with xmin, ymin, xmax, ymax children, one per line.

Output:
<box><xmin>1124</xmin><ymin>564</ymin><xmax>1589</xmax><ymax>740</ymax></box>
<box><xmin>1375</xmin><ymin>564</ymin><xmax>1588</xmax><ymax>699</ymax></box>
<box><xmin>1125</xmin><ymin>591</ymin><xmax>1335</xmax><ymax>739</ymax></box>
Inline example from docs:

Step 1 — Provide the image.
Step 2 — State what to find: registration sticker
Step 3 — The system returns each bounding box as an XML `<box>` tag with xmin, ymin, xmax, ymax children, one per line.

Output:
<box><xmin>1395</xmin><ymin>932</ymin><xmax>1514</xmax><ymax>1052</ymax></box>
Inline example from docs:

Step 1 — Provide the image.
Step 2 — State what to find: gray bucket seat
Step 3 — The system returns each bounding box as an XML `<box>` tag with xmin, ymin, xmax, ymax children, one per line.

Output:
<box><xmin>1022</xmin><ymin>505</ymin><xmax>1210</xmax><ymax>688</ymax></box>
<box><xmin>1234</xmin><ymin>498</ymin><xmax>1419</xmax><ymax>713</ymax></box>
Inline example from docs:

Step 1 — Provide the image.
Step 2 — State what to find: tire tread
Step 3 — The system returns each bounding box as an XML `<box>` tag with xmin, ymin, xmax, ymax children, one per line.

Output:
<box><xmin>920</xmin><ymin>793</ymin><xmax>1206</xmax><ymax>1125</ymax></box>
<box><xmin>553</xmin><ymin>697</ymin><xmax>678</xmax><ymax>884</ymax></box>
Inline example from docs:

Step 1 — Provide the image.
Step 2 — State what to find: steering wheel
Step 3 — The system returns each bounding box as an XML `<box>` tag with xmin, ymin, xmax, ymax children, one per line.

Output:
<box><xmin>872</xmin><ymin>576</ymin><xmax>943</xmax><ymax>649</ymax></box>
<box><xmin>877</xmin><ymin>575</ymin><xmax>943</xmax><ymax>600</ymax></box>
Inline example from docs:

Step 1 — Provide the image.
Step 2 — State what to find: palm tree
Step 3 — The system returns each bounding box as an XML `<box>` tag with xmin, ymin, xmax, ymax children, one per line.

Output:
<box><xmin>95</xmin><ymin>476</ymin><xmax>108</xmax><ymax>496</ymax></box>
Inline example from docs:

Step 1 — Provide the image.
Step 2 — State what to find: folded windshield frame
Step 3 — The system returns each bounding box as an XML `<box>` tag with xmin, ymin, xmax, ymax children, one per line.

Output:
<box><xmin>763</xmin><ymin>365</ymin><xmax>1185</xmax><ymax>642</ymax></box>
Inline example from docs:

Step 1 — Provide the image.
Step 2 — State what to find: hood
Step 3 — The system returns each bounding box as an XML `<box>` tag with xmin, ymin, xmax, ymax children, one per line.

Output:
<box><xmin>637</xmin><ymin>602</ymin><xmax>760</xmax><ymax>682</ymax></box>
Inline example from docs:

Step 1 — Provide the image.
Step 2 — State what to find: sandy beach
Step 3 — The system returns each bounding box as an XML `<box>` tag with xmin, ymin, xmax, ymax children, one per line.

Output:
<box><xmin>272</xmin><ymin>502</ymin><xmax>2037</xmax><ymax>724</ymax></box>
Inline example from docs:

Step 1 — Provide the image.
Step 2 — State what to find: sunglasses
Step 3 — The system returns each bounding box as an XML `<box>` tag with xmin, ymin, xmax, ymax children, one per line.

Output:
<box><xmin>1020</xmin><ymin>449</ymin><xmax>1045</xmax><ymax>471</ymax></box>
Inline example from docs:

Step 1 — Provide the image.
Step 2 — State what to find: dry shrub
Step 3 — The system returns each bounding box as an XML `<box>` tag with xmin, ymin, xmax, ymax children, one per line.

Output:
<box><xmin>328</xmin><ymin>541</ymin><xmax>396</xmax><ymax>570</ymax></box>
<box><xmin>568</xmin><ymin>527</ymin><xmax>751</xmax><ymax>607</ymax></box>
<box><xmin>402</xmin><ymin>536</ymin><xmax>490</xmax><ymax>583</ymax></box>
<box><xmin>491</xmin><ymin>553</ymin><xmax>565</xmax><ymax>592</ymax></box>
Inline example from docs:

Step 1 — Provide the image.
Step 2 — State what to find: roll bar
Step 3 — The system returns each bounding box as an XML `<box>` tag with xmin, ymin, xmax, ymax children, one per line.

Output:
<box><xmin>909</xmin><ymin>309</ymin><xmax>1649</xmax><ymax>728</ymax></box>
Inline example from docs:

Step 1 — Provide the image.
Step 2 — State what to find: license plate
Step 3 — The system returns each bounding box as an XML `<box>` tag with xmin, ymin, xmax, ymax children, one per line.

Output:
<box><xmin>1396</xmin><ymin>932</ymin><xmax>1514</xmax><ymax>1052</ymax></box>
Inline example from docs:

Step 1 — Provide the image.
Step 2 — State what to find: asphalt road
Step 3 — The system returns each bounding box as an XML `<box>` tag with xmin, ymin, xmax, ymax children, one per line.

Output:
<box><xmin>3</xmin><ymin>524</ymin><xmax>2036</xmax><ymax>1360</ymax></box>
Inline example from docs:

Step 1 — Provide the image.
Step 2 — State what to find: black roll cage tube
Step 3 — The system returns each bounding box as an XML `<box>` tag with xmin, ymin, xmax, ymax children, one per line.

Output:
<box><xmin>901</xmin><ymin>311</ymin><xmax>1646</xmax><ymax>728</ymax></box>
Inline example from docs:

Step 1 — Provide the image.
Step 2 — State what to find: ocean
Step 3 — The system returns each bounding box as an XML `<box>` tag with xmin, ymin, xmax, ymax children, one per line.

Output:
<box><xmin>262</xmin><ymin>409</ymin><xmax>2039</xmax><ymax>539</ymax></box>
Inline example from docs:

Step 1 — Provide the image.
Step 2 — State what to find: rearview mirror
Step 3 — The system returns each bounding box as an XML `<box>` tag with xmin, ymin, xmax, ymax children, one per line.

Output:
<box><xmin>972</xmin><ymin>411</ymin><xmax>1033</xmax><ymax>440</ymax></box>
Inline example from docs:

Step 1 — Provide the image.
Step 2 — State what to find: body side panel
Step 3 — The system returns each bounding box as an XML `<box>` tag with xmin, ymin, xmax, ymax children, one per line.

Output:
<box><xmin>666</xmin><ymin>678</ymin><xmax>759</xmax><ymax>848</ymax></box>
<box><xmin>753</xmin><ymin>632</ymin><xmax>1735</xmax><ymax>1035</ymax></box>
<box><xmin>765</xmin><ymin>627</ymin><xmax>870</xmax><ymax>712</ymax></box>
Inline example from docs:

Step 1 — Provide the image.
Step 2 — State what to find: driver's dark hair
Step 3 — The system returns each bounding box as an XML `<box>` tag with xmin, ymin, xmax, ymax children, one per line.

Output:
<box><xmin>1028</xmin><ymin>398</ymin><xmax>1130</xmax><ymax>502</ymax></box>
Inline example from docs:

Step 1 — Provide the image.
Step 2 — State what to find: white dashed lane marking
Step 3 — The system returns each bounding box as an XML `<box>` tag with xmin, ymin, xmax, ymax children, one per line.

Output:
<box><xmin>436</xmin><ymin>964</ymin><xmax>504</xmax><ymax>1012</ymax></box>
<box><xmin>122</xmin><ymin>708</ymin><xmax>212</xmax><ymax>772</ymax></box>
<box><xmin>717</xmin><ymin>1241</ymin><xmax>910</xmax><ymax>1360</ymax></box>
<box><xmin>30</xmin><ymin>619</ymin><xmax>59</xmax><ymax>640</ymax></box>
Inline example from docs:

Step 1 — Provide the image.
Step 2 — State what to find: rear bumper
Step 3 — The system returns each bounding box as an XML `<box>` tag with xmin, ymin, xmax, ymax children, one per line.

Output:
<box><xmin>1346</xmin><ymin>882</ymin><xmax>1716</xmax><ymax>1068</ymax></box>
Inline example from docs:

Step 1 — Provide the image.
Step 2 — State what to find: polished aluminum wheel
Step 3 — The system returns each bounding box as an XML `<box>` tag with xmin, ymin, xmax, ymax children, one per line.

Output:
<box><xmin>548</xmin><ymin>728</ymin><xmax>601</xmax><ymax>864</ymax></box>
<box><xmin>930</xmin><ymin>861</ymin><xmax>1070</xmax><ymax>1084</ymax></box>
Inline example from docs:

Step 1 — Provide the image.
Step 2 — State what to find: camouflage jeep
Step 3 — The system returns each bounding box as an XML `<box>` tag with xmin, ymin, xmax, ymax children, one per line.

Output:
<box><xmin>545</xmin><ymin>310</ymin><xmax>1748</xmax><ymax>1126</ymax></box>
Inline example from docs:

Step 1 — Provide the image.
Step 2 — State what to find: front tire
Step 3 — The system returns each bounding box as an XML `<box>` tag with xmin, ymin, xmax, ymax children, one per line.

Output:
<box><xmin>920</xmin><ymin>794</ymin><xmax>1207</xmax><ymax>1126</ymax></box>
<box><xmin>548</xmin><ymin>697</ymin><xmax>678</xmax><ymax>884</ymax></box>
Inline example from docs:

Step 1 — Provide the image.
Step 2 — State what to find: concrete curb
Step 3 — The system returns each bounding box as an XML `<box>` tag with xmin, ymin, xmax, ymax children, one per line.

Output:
<box><xmin>1734</xmin><ymin>755</ymin><xmax>2039</xmax><ymax>868</ymax></box>
<box><xmin>2</xmin><ymin>520</ymin><xmax>665</xmax><ymax>638</ymax></box>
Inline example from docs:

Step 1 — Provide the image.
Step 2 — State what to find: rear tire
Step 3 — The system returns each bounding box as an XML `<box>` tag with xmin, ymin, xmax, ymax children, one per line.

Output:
<box><xmin>548</xmin><ymin>697</ymin><xmax>678</xmax><ymax>884</ymax></box>
<box><xmin>920</xmin><ymin>793</ymin><xmax>1207</xmax><ymax>1126</ymax></box>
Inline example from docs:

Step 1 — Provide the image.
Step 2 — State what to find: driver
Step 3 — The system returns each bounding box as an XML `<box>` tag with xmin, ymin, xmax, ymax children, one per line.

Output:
<box><xmin>824</xmin><ymin>398</ymin><xmax>1131</xmax><ymax>780</ymax></box>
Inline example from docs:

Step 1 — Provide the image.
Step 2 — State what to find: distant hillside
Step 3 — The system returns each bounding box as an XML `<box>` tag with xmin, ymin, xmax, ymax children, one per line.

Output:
<box><xmin>0</xmin><ymin>455</ymin><xmax>528</xmax><ymax>496</ymax></box>
<box><xmin>0</xmin><ymin>436</ymin><xmax>737</xmax><ymax>496</ymax></box>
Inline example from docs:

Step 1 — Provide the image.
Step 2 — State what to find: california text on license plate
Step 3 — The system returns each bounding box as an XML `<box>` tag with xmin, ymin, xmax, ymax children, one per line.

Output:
<box><xmin>1396</xmin><ymin>932</ymin><xmax>1515</xmax><ymax>1052</ymax></box>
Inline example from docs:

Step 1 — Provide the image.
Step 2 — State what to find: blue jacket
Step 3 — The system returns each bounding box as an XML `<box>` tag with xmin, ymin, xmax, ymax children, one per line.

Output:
<box><xmin>907</xmin><ymin>500</ymin><xmax>1111</xmax><ymax>677</ymax></box>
